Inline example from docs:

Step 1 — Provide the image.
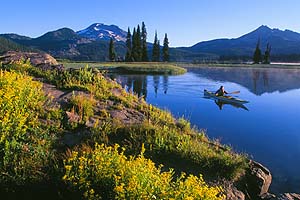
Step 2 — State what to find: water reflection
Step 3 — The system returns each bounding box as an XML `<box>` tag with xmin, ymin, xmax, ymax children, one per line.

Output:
<box><xmin>111</xmin><ymin>74</ymin><xmax>169</xmax><ymax>99</ymax></box>
<box><xmin>190</xmin><ymin>67</ymin><xmax>300</xmax><ymax>95</ymax></box>
<box><xmin>163</xmin><ymin>75</ymin><xmax>169</xmax><ymax>94</ymax></box>
<box><xmin>110</xmin><ymin>74</ymin><xmax>149</xmax><ymax>98</ymax></box>
<box><xmin>111</xmin><ymin>67</ymin><xmax>300</xmax><ymax>99</ymax></box>
<box><xmin>205</xmin><ymin>98</ymin><xmax>249</xmax><ymax>111</ymax></box>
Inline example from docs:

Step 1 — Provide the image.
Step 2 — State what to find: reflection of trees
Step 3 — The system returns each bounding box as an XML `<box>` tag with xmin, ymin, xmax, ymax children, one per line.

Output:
<box><xmin>251</xmin><ymin>70</ymin><xmax>269</xmax><ymax>94</ymax></box>
<box><xmin>252</xmin><ymin>70</ymin><xmax>260</xmax><ymax>94</ymax></box>
<box><xmin>111</xmin><ymin>74</ymin><xmax>171</xmax><ymax>99</ymax></box>
<box><xmin>118</xmin><ymin>75</ymin><xmax>147</xmax><ymax>99</ymax></box>
<box><xmin>132</xmin><ymin>76</ymin><xmax>147</xmax><ymax>98</ymax></box>
<box><xmin>263</xmin><ymin>71</ymin><xmax>269</xmax><ymax>88</ymax></box>
<box><xmin>153</xmin><ymin>76</ymin><xmax>160</xmax><ymax>97</ymax></box>
<box><xmin>163</xmin><ymin>75</ymin><xmax>169</xmax><ymax>94</ymax></box>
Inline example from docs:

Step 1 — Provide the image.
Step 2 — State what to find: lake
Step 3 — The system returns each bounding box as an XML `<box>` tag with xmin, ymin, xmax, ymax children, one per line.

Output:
<box><xmin>109</xmin><ymin>67</ymin><xmax>300</xmax><ymax>194</ymax></box>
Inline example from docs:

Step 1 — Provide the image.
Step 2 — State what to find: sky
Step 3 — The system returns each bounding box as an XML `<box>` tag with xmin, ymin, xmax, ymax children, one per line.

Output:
<box><xmin>1</xmin><ymin>0</ymin><xmax>300</xmax><ymax>47</ymax></box>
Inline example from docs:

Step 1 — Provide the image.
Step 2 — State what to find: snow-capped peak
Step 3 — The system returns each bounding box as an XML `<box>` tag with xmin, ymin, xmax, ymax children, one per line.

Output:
<box><xmin>77</xmin><ymin>23</ymin><xmax>127</xmax><ymax>42</ymax></box>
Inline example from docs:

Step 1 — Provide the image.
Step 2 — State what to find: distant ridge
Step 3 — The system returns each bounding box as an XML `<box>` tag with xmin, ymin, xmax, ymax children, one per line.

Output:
<box><xmin>2</xmin><ymin>24</ymin><xmax>300</xmax><ymax>62</ymax></box>
<box><xmin>181</xmin><ymin>25</ymin><xmax>300</xmax><ymax>58</ymax></box>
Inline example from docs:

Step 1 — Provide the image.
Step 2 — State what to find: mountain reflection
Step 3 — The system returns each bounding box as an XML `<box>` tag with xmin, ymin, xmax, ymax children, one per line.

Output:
<box><xmin>190</xmin><ymin>67</ymin><xmax>300</xmax><ymax>95</ymax></box>
<box><xmin>110</xmin><ymin>67</ymin><xmax>300</xmax><ymax>98</ymax></box>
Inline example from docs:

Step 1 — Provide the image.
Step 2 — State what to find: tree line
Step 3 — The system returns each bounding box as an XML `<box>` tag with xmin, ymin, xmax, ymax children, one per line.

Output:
<box><xmin>109</xmin><ymin>22</ymin><xmax>170</xmax><ymax>62</ymax></box>
<box><xmin>253</xmin><ymin>39</ymin><xmax>271</xmax><ymax>64</ymax></box>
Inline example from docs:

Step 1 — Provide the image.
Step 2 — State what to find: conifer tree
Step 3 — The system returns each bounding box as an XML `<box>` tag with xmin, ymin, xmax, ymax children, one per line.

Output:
<box><xmin>263</xmin><ymin>43</ymin><xmax>271</xmax><ymax>64</ymax></box>
<box><xmin>125</xmin><ymin>27</ymin><xmax>132</xmax><ymax>62</ymax></box>
<box><xmin>109</xmin><ymin>38</ymin><xmax>116</xmax><ymax>61</ymax></box>
<box><xmin>157</xmin><ymin>40</ymin><xmax>160</xmax><ymax>62</ymax></box>
<box><xmin>253</xmin><ymin>39</ymin><xmax>262</xmax><ymax>64</ymax></box>
<box><xmin>152</xmin><ymin>31</ymin><xmax>160</xmax><ymax>62</ymax></box>
<box><xmin>162</xmin><ymin>33</ymin><xmax>170</xmax><ymax>62</ymax></box>
<box><xmin>136</xmin><ymin>25</ymin><xmax>142</xmax><ymax>61</ymax></box>
<box><xmin>141</xmin><ymin>22</ymin><xmax>148</xmax><ymax>61</ymax></box>
<box><xmin>132</xmin><ymin>28</ymin><xmax>137</xmax><ymax>62</ymax></box>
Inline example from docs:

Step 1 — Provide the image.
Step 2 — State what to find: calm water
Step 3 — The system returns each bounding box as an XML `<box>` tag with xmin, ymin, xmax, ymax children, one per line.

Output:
<box><xmin>110</xmin><ymin>67</ymin><xmax>300</xmax><ymax>194</ymax></box>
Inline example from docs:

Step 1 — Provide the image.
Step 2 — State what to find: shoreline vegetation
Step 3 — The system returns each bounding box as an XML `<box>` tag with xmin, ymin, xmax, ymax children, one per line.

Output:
<box><xmin>61</xmin><ymin>60</ymin><xmax>300</xmax><ymax>76</ymax></box>
<box><xmin>62</xmin><ymin>61</ymin><xmax>187</xmax><ymax>75</ymax></box>
<box><xmin>0</xmin><ymin>59</ymin><xmax>247</xmax><ymax>199</ymax></box>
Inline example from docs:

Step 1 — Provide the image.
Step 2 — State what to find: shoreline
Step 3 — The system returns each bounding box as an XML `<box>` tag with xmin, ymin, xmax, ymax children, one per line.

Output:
<box><xmin>176</xmin><ymin>62</ymin><xmax>300</xmax><ymax>70</ymax></box>
<box><xmin>62</xmin><ymin>61</ymin><xmax>187</xmax><ymax>75</ymax></box>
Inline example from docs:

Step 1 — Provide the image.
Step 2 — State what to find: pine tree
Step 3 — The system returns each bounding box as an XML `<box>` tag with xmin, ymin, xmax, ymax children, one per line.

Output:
<box><xmin>263</xmin><ymin>43</ymin><xmax>271</xmax><ymax>64</ymax></box>
<box><xmin>162</xmin><ymin>33</ymin><xmax>169</xmax><ymax>62</ymax></box>
<box><xmin>131</xmin><ymin>28</ymin><xmax>137</xmax><ymax>62</ymax></box>
<box><xmin>109</xmin><ymin>38</ymin><xmax>116</xmax><ymax>61</ymax></box>
<box><xmin>157</xmin><ymin>39</ymin><xmax>160</xmax><ymax>62</ymax></box>
<box><xmin>125</xmin><ymin>27</ymin><xmax>132</xmax><ymax>62</ymax></box>
<box><xmin>141</xmin><ymin>22</ymin><xmax>148</xmax><ymax>61</ymax></box>
<box><xmin>152</xmin><ymin>31</ymin><xmax>160</xmax><ymax>62</ymax></box>
<box><xmin>136</xmin><ymin>25</ymin><xmax>142</xmax><ymax>61</ymax></box>
<box><xmin>253</xmin><ymin>39</ymin><xmax>262</xmax><ymax>64</ymax></box>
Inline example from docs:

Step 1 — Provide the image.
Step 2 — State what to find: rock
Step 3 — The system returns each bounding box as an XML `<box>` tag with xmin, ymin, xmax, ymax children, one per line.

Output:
<box><xmin>37</xmin><ymin>63</ymin><xmax>64</xmax><ymax>71</ymax></box>
<box><xmin>261</xmin><ymin>192</ymin><xmax>277</xmax><ymax>199</ymax></box>
<box><xmin>223</xmin><ymin>183</ymin><xmax>245</xmax><ymax>200</ymax></box>
<box><xmin>240</xmin><ymin>160</ymin><xmax>272</xmax><ymax>199</ymax></box>
<box><xmin>0</xmin><ymin>51</ymin><xmax>63</xmax><ymax>71</ymax></box>
<box><xmin>250</xmin><ymin>161</ymin><xmax>272</xmax><ymax>197</ymax></box>
<box><xmin>278</xmin><ymin>193</ymin><xmax>300</xmax><ymax>200</ymax></box>
<box><xmin>1</xmin><ymin>51</ymin><xmax>58</xmax><ymax>65</ymax></box>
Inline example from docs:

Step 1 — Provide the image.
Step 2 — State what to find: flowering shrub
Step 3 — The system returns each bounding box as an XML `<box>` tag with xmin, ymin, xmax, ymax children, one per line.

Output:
<box><xmin>0</xmin><ymin>70</ymin><xmax>54</xmax><ymax>183</ymax></box>
<box><xmin>63</xmin><ymin>143</ymin><xmax>225</xmax><ymax>200</ymax></box>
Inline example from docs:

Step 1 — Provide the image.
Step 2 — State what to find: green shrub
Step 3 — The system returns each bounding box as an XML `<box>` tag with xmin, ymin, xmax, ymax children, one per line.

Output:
<box><xmin>70</xmin><ymin>93</ymin><xmax>96</xmax><ymax>124</ymax></box>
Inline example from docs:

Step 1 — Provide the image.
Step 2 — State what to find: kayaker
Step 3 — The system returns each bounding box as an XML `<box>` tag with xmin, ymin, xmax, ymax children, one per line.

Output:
<box><xmin>215</xmin><ymin>86</ymin><xmax>228</xmax><ymax>96</ymax></box>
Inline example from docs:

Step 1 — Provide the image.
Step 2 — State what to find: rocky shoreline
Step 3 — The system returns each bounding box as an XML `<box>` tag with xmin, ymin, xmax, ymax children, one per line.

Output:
<box><xmin>226</xmin><ymin>160</ymin><xmax>300</xmax><ymax>200</ymax></box>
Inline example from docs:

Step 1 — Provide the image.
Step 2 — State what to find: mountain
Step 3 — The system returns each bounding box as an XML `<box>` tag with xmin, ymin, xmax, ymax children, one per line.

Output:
<box><xmin>1</xmin><ymin>25</ymin><xmax>128</xmax><ymax>61</ymax></box>
<box><xmin>2</xmin><ymin>24</ymin><xmax>300</xmax><ymax>62</ymax></box>
<box><xmin>0</xmin><ymin>36</ymin><xmax>36</xmax><ymax>53</ymax></box>
<box><xmin>1</xmin><ymin>28</ymin><xmax>94</xmax><ymax>59</ymax></box>
<box><xmin>77</xmin><ymin>23</ymin><xmax>127</xmax><ymax>42</ymax></box>
<box><xmin>179</xmin><ymin>25</ymin><xmax>300</xmax><ymax>60</ymax></box>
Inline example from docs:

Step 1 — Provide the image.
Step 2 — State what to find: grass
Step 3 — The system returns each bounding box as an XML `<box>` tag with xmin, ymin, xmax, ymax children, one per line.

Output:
<box><xmin>62</xmin><ymin>61</ymin><xmax>187</xmax><ymax>75</ymax></box>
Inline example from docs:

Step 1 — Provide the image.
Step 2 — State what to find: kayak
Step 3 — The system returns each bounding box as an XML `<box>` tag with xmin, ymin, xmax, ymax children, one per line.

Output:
<box><xmin>204</xmin><ymin>90</ymin><xmax>249</xmax><ymax>104</ymax></box>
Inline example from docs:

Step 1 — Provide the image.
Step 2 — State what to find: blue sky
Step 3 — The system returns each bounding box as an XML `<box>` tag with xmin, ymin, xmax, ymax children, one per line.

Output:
<box><xmin>1</xmin><ymin>0</ymin><xmax>300</xmax><ymax>47</ymax></box>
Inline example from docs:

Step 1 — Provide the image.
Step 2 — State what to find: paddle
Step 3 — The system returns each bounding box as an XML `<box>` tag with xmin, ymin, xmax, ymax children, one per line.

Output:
<box><xmin>227</xmin><ymin>91</ymin><xmax>240</xmax><ymax>94</ymax></box>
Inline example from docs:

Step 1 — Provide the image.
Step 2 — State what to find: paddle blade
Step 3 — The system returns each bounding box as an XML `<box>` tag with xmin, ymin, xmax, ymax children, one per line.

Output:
<box><xmin>229</xmin><ymin>91</ymin><xmax>240</xmax><ymax>94</ymax></box>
